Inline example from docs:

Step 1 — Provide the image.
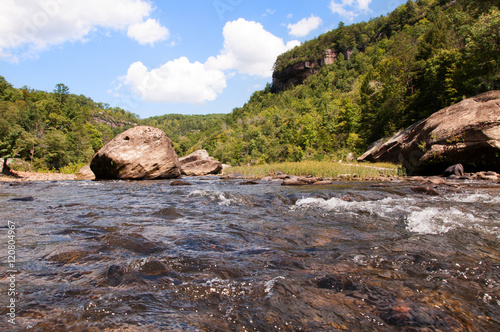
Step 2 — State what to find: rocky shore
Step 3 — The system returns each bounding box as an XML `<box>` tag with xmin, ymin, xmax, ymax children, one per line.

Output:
<box><xmin>0</xmin><ymin>170</ymin><xmax>77</xmax><ymax>182</ymax></box>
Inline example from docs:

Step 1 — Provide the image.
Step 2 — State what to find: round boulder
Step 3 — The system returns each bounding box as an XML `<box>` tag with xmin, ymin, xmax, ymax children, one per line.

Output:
<box><xmin>90</xmin><ymin>126</ymin><xmax>181</xmax><ymax>180</ymax></box>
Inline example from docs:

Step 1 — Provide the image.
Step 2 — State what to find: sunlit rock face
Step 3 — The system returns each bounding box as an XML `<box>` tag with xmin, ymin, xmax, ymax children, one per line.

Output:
<box><xmin>358</xmin><ymin>91</ymin><xmax>500</xmax><ymax>175</ymax></box>
<box><xmin>90</xmin><ymin>126</ymin><xmax>181</xmax><ymax>180</ymax></box>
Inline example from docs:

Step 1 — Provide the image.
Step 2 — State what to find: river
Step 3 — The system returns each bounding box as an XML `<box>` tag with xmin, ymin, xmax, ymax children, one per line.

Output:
<box><xmin>0</xmin><ymin>178</ymin><xmax>499</xmax><ymax>331</ymax></box>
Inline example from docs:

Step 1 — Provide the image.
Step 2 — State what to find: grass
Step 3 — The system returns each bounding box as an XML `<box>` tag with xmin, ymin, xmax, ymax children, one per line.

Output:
<box><xmin>223</xmin><ymin>161</ymin><xmax>400</xmax><ymax>180</ymax></box>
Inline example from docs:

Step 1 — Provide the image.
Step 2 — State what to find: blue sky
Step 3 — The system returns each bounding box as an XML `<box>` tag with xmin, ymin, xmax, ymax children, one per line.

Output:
<box><xmin>0</xmin><ymin>0</ymin><xmax>407</xmax><ymax>118</ymax></box>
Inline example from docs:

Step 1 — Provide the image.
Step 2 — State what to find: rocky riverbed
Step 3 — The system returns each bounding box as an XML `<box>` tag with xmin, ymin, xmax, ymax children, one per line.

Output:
<box><xmin>0</xmin><ymin>176</ymin><xmax>499</xmax><ymax>331</ymax></box>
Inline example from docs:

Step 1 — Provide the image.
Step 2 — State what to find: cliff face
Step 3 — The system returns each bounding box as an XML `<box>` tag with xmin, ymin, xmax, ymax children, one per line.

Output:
<box><xmin>272</xmin><ymin>49</ymin><xmax>347</xmax><ymax>93</ymax></box>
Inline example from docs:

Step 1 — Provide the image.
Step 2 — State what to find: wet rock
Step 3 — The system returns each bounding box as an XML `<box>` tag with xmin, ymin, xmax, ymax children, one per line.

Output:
<box><xmin>317</xmin><ymin>275</ymin><xmax>358</xmax><ymax>292</ymax></box>
<box><xmin>9</xmin><ymin>196</ymin><xmax>35</xmax><ymax>202</ymax></box>
<box><xmin>411</xmin><ymin>186</ymin><xmax>440</xmax><ymax>196</ymax></box>
<box><xmin>106</xmin><ymin>265</ymin><xmax>124</xmax><ymax>286</ymax></box>
<box><xmin>179</xmin><ymin>149</ymin><xmax>223</xmax><ymax>176</ymax></box>
<box><xmin>139</xmin><ymin>260</ymin><xmax>168</xmax><ymax>276</ymax></box>
<box><xmin>153</xmin><ymin>207</ymin><xmax>183</xmax><ymax>220</ymax></box>
<box><xmin>90</xmin><ymin>126</ymin><xmax>181</xmax><ymax>180</ymax></box>
<box><xmin>358</xmin><ymin>91</ymin><xmax>500</xmax><ymax>175</ymax></box>
<box><xmin>313</xmin><ymin>180</ymin><xmax>333</xmax><ymax>185</ymax></box>
<box><xmin>100</xmin><ymin>233</ymin><xmax>165</xmax><ymax>254</ymax></box>
<box><xmin>426</xmin><ymin>177</ymin><xmax>446</xmax><ymax>185</ymax></box>
<box><xmin>240</xmin><ymin>180</ymin><xmax>259</xmax><ymax>185</ymax></box>
<box><xmin>282</xmin><ymin>177</ymin><xmax>307</xmax><ymax>186</ymax></box>
<box><xmin>476</xmin><ymin>171</ymin><xmax>499</xmax><ymax>181</ymax></box>
<box><xmin>443</xmin><ymin>163</ymin><xmax>464</xmax><ymax>177</ymax></box>
<box><xmin>47</xmin><ymin>250</ymin><xmax>89</xmax><ymax>264</ymax></box>
<box><xmin>170</xmin><ymin>180</ymin><xmax>192</xmax><ymax>186</ymax></box>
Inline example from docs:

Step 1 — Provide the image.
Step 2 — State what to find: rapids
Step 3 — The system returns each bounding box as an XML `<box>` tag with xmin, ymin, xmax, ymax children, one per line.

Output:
<box><xmin>0</xmin><ymin>178</ymin><xmax>499</xmax><ymax>331</ymax></box>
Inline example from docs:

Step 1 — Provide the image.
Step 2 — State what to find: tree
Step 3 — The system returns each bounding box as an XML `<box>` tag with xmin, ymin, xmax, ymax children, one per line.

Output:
<box><xmin>53</xmin><ymin>83</ymin><xmax>70</xmax><ymax>105</ymax></box>
<box><xmin>0</xmin><ymin>130</ymin><xmax>22</xmax><ymax>174</ymax></box>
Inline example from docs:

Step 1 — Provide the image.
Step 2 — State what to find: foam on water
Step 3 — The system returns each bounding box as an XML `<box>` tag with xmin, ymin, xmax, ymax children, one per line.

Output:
<box><xmin>294</xmin><ymin>191</ymin><xmax>500</xmax><ymax>237</ymax></box>
<box><xmin>188</xmin><ymin>190</ymin><xmax>235</xmax><ymax>206</ymax></box>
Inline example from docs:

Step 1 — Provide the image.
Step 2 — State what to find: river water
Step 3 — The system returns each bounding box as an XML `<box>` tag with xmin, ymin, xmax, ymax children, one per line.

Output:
<box><xmin>0</xmin><ymin>178</ymin><xmax>499</xmax><ymax>331</ymax></box>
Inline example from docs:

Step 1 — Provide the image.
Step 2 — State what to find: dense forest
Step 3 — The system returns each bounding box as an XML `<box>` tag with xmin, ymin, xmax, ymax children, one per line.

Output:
<box><xmin>1</xmin><ymin>0</ymin><xmax>499</xmax><ymax>171</ymax></box>
<box><xmin>0</xmin><ymin>79</ymin><xmax>139</xmax><ymax>171</ymax></box>
<box><xmin>205</xmin><ymin>0</ymin><xmax>500</xmax><ymax>165</ymax></box>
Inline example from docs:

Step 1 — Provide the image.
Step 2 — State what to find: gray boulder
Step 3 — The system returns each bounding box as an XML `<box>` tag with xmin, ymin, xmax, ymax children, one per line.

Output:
<box><xmin>358</xmin><ymin>91</ymin><xmax>500</xmax><ymax>175</ymax></box>
<box><xmin>90</xmin><ymin>126</ymin><xmax>181</xmax><ymax>180</ymax></box>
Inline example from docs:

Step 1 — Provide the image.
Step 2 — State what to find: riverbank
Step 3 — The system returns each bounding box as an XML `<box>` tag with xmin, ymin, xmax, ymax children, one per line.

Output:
<box><xmin>223</xmin><ymin>160</ymin><xmax>400</xmax><ymax>180</ymax></box>
<box><xmin>0</xmin><ymin>170</ymin><xmax>77</xmax><ymax>182</ymax></box>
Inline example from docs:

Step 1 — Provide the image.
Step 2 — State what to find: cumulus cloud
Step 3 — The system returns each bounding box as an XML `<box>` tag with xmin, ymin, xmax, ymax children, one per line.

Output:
<box><xmin>127</xmin><ymin>18</ymin><xmax>170</xmax><ymax>46</ymax></box>
<box><xmin>329</xmin><ymin>0</ymin><xmax>372</xmax><ymax>21</ymax></box>
<box><xmin>0</xmin><ymin>0</ymin><xmax>167</xmax><ymax>61</ymax></box>
<box><xmin>122</xmin><ymin>18</ymin><xmax>300</xmax><ymax>104</ymax></box>
<box><xmin>206</xmin><ymin>18</ymin><xmax>300</xmax><ymax>77</ymax></box>
<box><xmin>124</xmin><ymin>58</ymin><xmax>227</xmax><ymax>104</ymax></box>
<box><xmin>287</xmin><ymin>15</ymin><xmax>323</xmax><ymax>37</ymax></box>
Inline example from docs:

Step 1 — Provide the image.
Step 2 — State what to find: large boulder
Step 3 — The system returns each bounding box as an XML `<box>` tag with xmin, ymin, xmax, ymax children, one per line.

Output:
<box><xmin>179</xmin><ymin>150</ymin><xmax>222</xmax><ymax>176</ymax></box>
<box><xmin>358</xmin><ymin>91</ymin><xmax>500</xmax><ymax>175</ymax></box>
<box><xmin>90</xmin><ymin>126</ymin><xmax>181</xmax><ymax>180</ymax></box>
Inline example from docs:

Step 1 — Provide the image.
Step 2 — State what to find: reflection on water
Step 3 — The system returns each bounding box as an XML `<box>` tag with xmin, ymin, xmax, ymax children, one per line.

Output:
<box><xmin>0</xmin><ymin>179</ymin><xmax>499</xmax><ymax>331</ymax></box>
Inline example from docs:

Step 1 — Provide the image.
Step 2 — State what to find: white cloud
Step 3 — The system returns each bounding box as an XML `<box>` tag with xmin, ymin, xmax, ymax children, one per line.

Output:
<box><xmin>122</xmin><ymin>18</ymin><xmax>300</xmax><ymax>104</ymax></box>
<box><xmin>287</xmin><ymin>15</ymin><xmax>323</xmax><ymax>37</ymax></box>
<box><xmin>263</xmin><ymin>8</ymin><xmax>276</xmax><ymax>17</ymax></box>
<box><xmin>0</xmin><ymin>0</ymin><xmax>163</xmax><ymax>61</ymax></box>
<box><xmin>127</xmin><ymin>18</ymin><xmax>169</xmax><ymax>46</ymax></box>
<box><xmin>329</xmin><ymin>0</ymin><xmax>372</xmax><ymax>21</ymax></box>
<box><xmin>124</xmin><ymin>58</ymin><xmax>227</xmax><ymax>104</ymax></box>
<box><xmin>206</xmin><ymin>18</ymin><xmax>300</xmax><ymax>77</ymax></box>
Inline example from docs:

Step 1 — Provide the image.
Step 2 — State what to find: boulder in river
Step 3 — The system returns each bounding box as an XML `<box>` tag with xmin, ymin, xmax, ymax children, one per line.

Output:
<box><xmin>90</xmin><ymin>126</ymin><xmax>181</xmax><ymax>180</ymax></box>
<box><xmin>179</xmin><ymin>149</ymin><xmax>222</xmax><ymax>176</ymax></box>
<box><xmin>358</xmin><ymin>91</ymin><xmax>500</xmax><ymax>175</ymax></box>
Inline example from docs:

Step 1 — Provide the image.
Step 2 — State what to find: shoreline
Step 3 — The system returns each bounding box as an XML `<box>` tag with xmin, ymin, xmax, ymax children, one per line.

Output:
<box><xmin>0</xmin><ymin>171</ymin><xmax>77</xmax><ymax>182</ymax></box>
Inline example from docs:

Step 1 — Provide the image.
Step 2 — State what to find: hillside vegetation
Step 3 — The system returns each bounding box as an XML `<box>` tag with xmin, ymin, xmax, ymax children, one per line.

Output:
<box><xmin>1</xmin><ymin>0</ymin><xmax>499</xmax><ymax>171</ymax></box>
<box><xmin>0</xmin><ymin>80</ymin><xmax>138</xmax><ymax>171</ymax></box>
<box><xmin>206</xmin><ymin>0</ymin><xmax>500</xmax><ymax>165</ymax></box>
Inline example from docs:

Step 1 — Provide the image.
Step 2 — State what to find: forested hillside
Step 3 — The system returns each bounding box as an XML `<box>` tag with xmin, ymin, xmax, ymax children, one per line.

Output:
<box><xmin>0</xmin><ymin>78</ymin><xmax>138</xmax><ymax>171</ymax></box>
<box><xmin>205</xmin><ymin>0</ymin><xmax>500</xmax><ymax>165</ymax></box>
<box><xmin>1</xmin><ymin>0</ymin><xmax>499</xmax><ymax>171</ymax></box>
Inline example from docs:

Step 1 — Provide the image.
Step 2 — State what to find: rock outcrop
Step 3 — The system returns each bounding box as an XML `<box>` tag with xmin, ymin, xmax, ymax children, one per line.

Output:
<box><xmin>90</xmin><ymin>126</ymin><xmax>181</xmax><ymax>180</ymax></box>
<box><xmin>179</xmin><ymin>150</ymin><xmax>223</xmax><ymax>176</ymax></box>
<box><xmin>272</xmin><ymin>49</ymin><xmax>347</xmax><ymax>93</ymax></box>
<box><xmin>358</xmin><ymin>91</ymin><xmax>500</xmax><ymax>175</ymax></box>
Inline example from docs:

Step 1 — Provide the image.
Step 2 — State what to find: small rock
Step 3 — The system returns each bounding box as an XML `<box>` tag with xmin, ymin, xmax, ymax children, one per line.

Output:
<box><xmin>411</xmin><ymin>186</ymin><xmax>440</xmax><ymax>196</ymax></box>
<box><xmin>140</xmin><ymin>260</ymin><xmax>168</xmax><ymax>276</ymax></box>
<box><xmin>9</xmin><ymin>196</ymin><xmax>35</xmax><ymax>202</ymax></box>
<box><xmin>170</xmin><ymin>180</ymin><xmax>192</xmax><ymax>186</ymax></box>
<box><xmin>476</xmin><ymin>172</ymin><xmax>499</xmax><ymax>181</ymax></box>
<box><xmin>76</xmin><ymin>164</ymin><xmax>95</xmax><ymax>180</ymax></box>
<box><xmin>443</xmin><ymin>164</ymin><xmax>464</xmax><ymax>177</ymax></box>
<box><xmin>282</xmin><ymin>178</ymin><xmax>307</xmax><ymax>186</ymax></box>
<box><xmin>239</xmin><ymin>180</ymin><xmax>259</xmax><ymax>185</ymax></box>
<box><xmin>313</xmin><ymin>180</ymin><xmax>333</xmax><ymax>185</ymax></box>
<box><xmin>426</xmin><ymin>177</ymin><xmax>446</xmax><ymax>185</ymax></box>
<box><xmin>106</xmin><ymin>265</ymin><xmax>124</xmax><ymax>287</ymax></box>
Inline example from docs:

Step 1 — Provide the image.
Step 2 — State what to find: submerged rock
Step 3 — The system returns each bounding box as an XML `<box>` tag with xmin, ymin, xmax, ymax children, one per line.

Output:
<box><xmin>358</xmin><ymin>91</ymin><xmax>500</xmax><ymax>175</ymax></box>
<box><xmin>90</xmin><ymin>126</ymin><xmax>181</xmax><ymax>180</ymax></box>
<box><xmin>179</xmin><ymin>149</ymin><xmax>223</xmax><ymax>176</ymax></box>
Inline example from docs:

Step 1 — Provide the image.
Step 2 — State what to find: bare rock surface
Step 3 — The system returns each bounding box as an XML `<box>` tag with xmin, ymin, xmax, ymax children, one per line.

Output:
<box><xmin>358</xmin><ymin>91</ymin><xmax>500</xmax><ymax>175</ymax></box>
<box><xmin>90</xmin><ymin>126</ymin><xmax>181</xmax><ymax>180</ymax></box>
<box><xmin>76</xmin><ymin>165</ymin><xmax>95</xmax><ymax>180</ymax></box>
<box><xmin>179</xmin><ymin>150</ymin><xmax>222</xmax><ymax>176</ymax></box>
